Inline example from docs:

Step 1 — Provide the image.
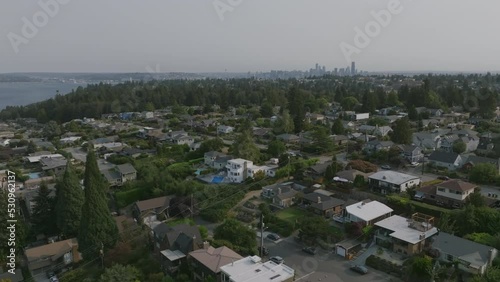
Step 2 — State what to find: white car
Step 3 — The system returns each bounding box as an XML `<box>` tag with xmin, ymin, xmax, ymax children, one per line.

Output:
<box><xmin>410</xmin><ymin>162</ymin><xmax>420</xmax><ymax>167</ymax></box>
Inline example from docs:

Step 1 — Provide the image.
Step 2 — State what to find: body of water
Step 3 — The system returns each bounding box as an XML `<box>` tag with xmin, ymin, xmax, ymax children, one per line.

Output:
<box><xmin>0</xmin><ymin>82</ymin><xmax>88</xmax><ymax>110</ymax></box>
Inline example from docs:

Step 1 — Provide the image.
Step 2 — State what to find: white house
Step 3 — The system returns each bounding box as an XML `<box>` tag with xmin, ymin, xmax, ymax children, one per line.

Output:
<box><xmin>226</xmin><ymin>159</ymin><xmax>252</xmax><ymax>183</ymax></box>
<box><xmin>368</xmin><ymin>170</ymin><xmax>421</xmax><ymax>194</ymax></box>
<box><xmin>217</xmin><ymin>125</ymin><xmax>235</xmax><ymax>135</ymax></box>
<box><xmin>220</xmin><ymin>256</ymin><xmax>294</xmax><ymax>282</ymax></box>
<box><xmin>344</xmin><ymin>200</ymin><xmax>393</xmax><ymax>226</ymax></box>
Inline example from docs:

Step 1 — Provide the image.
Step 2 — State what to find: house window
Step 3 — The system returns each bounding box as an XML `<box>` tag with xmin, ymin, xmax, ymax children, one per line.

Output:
<box><xmin>447</xmin><ymin>254</ymin><xmax>454</xmax><ymax>261</ymax></box>
<box><xmin>437</xmin><ymin>188</ymin><xmax>445</xmax><ymax>192</ymax></box>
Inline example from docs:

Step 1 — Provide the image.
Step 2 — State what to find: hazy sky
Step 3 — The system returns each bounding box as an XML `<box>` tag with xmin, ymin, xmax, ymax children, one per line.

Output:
<box><xmin>1</xmin><ymin>0</ymin><xmax>499</xmax><ymax>73</ymax></box>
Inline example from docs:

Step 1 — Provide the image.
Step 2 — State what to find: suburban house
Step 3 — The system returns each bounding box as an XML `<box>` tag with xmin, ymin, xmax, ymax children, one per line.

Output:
<box><xmin>334</xmin><ymin>169</ymin><xmax>371</xmax><ymax>183</ymax></box>
<box><xmin>344</xmin><ymin>200</ymin><xmax>393</xmax><ymax>226</ymax></box>
<box><xmin>220</xmin><ymin>256</ymin><xmax>295</xmax><ymax>282</ymax></box>
<box><xmin>204</xmin><ymin>151</ymin><xmax>228</xmax><ymax>167</ymax></box>
<box><xmin>307</xmin><ymin>161</ymin><xmax>332</xmax><ymax>178</ymax></box>
<box><xmin>276</xmin><ymin>133</ymin><xmax>300</xmax><ymax>143</ymax></box>
<box><xmin>368</xmin><ymin>170</ymin><xmax>421</xmax><ymax>194</ymax></box>
<box><xmin>172</xmin><ymin>135</ymin><xmax>195</xmax><ymax>146</ymax></box>
<box><xmin>412</xmin><ymin>132</ymin><xmax>441</xmax><ymax>151</ymax></box>
<box><xmin>102</xmin><ymin>163</ymin><xmax>137</xmax><ymax>186</ymax></box>
<box><xmin>302</xmin><ymin>192</ymin><xmax>345</xmax><ymax>217</ymax></box>
<box><xmin>375</xmin><ymin>213</ymin><xmax>439</xmax><ymax>256</ymax></box>
<box><xmin>226</xmin><ymin>158</ymin><xmax>276</xmax><ymax>183</ymax></box>
<box><xmin>25</xmin><ymin>238</ymin><xmax>81</xmax><ymax>276</ymax></box>
<box><xmin>363</xmin><ymin>140</ymin><xmax>394</xmax><ymax>153</ymax></box>
<box><xmin>431</xmin><ymin>232</ymin><xmax>498</xmax><ymax>275</ymax></box>
<box><xmin>261</xmin><ymin>182</ymin><xmax>305</xmax><ymax>208</ymax></box>
<box><xmin>332</xmin><ymin>134</ymin><xmax>349</xmax><ymax>146</ymax></box>
<box><xmin>350</xmin><ymin>112</ymin><xmax>370</xmax><ymax>121</ymax></box>
<box><xmin>398</xmin><ymin>145</ymin><xmax>423</xmax><ymax>163</ymax></box>
<box><xmin>151</xmin><ymin>223</ymin><xmax>203</xmax><ymax>274</ymax></box>
<box><xmin>40</xmin><ymin>157</ymin><xmax>67</xmax><ymax>176</ymax></box>
<box><xmin>189</xmin><ymin>243</ymin><xmax>243</xmax><ymax>282</ymax></box>
<box><xmin>427</xmin><ymin>151</ymin><xmax>463</xmax><ymax>170</ymax></box>
<box><xmin>462</xmin><ymin>155</ymin><xmax>500</xmax><ymax>174</ymax></box>
<box><xmin>133</xmin><ymin>195</ymin><xmax>174</xmax><ymax>223</ymax></box>
<box><xmin>359</xmin><ymin>125</ymin><xmax>393</xmax><ymax>137</ymax></box>
<box><xmin>416</xmin><ymin>180</ymin><xmax>477</xmax><ymax>208</ymax></box>
<box><xmin>217</xmin><ymin>125</ymin><xmax>235</xmax><ymax>135</ymax></box>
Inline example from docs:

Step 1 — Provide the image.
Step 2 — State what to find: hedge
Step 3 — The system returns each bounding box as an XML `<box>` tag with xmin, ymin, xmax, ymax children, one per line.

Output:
<box><xmin>366</xmin><ymin>255</ymin><xmax>403</xmax><ymax>277</ymax></box>
<box><xmin>115</xmin><ymin>188</ymin><xmax>146</xmax><ymax>208</ymax></box>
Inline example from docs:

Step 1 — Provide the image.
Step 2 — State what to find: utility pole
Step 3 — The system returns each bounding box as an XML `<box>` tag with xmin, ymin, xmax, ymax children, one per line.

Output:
<box><xmin>260</xmin><ymin>213</ymin><xmax>264</xmax><ymax>257</ymax></box>
<box><xmin>190</xmin><ymin>193</ymin><xmax>194</xmax><ymax>219</ymax></box>
<box><xmin>287</xmin><ymin>155</ymin><xmax>291</xmax><ymax>180</ymax></box>
<box><xmin>100</xmin><ymin>242</ymin><xmax>104</xmax><ymax>268</ymax></box>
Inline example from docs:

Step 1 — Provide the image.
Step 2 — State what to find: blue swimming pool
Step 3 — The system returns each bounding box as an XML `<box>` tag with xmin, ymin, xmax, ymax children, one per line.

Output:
<box><xmin>212</xmin><ymin>176</ymin><xmax>224</xmax><ymax>184</ymax></box>
<box><xmin>28</xmin><ymin>172</ymin><xmax>43</xmax><ymax>179</ymax></box>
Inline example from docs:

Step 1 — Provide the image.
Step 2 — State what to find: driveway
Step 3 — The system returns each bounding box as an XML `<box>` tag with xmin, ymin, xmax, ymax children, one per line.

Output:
<box><xmin>262</xmin><ymin>236</ymin><xmax>394</xmax><ymax>282</ymax></box>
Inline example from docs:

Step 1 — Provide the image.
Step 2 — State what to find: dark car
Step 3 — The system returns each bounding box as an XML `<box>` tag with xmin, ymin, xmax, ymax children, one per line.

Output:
<box><xmin>350</xmin><ymin>264</ymin><xmax>368</xmax><ymax>274</ymax></box>
<box><xmin>438</xmin><ymin>176</ymin><xmax>450</xmax><ymax>180</ymax></box>
<box><xmin>267</xmin><ymin>233</ymin><xmax>280</xmax><ymax>241</ymax></box>
<box><xmin>270</xmin><ymin>256</ymin><xmax>284</xmax><ymax>264</ymax></box>
<box><xmin>258</xmin><ymin>246</ymin><xmax>269</xmax><ymax>256</ymax></box>
<box><xmin>302</xmin><ymin>247</ymin><xmax>317</xmax><ymax>255</ymax></box>
<box><xmin>381</xmin><ymin>165</ymin><xmax>391</xmax><ymax>170</ymax></box>
<box><xmin>47</xmin><ymin>271</ymin><xmax>56</xmax><ymax>279</ymax></box>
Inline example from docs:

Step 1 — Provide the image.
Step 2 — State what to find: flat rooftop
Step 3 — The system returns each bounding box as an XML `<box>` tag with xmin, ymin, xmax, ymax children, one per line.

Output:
<box><xmin>220</xmin><ymin>256</ymin><xmax>294</xmax><ymax>282</ymax></box>
<box><xmin>369</xmin><ymin>170</ymin><xmax>420</xmax><ymax>185</ymax></box>
<box><xmin>345</xmin><ymin>200</ymin><xmax>393</xmax><ymax>222</ymax></box>
<box><xmin>375</xmin><ymin>215</ymin><xmax>439</xmax><ymax>244</ymax></box>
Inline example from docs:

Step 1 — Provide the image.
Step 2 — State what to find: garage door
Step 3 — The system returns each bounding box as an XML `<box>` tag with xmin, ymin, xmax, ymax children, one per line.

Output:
<box><xmin>336</xmin><ymin>245</ymin><xmax>346</xmax><ymax>257</ymax></box>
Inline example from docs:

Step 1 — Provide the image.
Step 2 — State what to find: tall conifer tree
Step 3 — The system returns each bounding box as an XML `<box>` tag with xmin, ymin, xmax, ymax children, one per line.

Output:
<box><xmin>78</xmin><ymin>148</ymin><xmax>118</xmax><ymax>259</ymax></box>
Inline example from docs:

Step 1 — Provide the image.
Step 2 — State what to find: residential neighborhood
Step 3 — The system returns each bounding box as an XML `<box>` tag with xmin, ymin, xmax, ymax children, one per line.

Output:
<box><xmin>1</xmin><ymin>73</ymin><xmax>500</xmax><ymax>282</ymax></box>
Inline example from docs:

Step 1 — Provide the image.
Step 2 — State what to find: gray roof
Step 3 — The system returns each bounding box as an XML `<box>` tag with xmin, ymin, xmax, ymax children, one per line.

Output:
<box><xmin>117</xmin><ymin>163</ymin><xmax>136</xmax><ymax>174</ymax></box>
<box><xmin>40</xmin><ymin>157</ymin><xmax>67</xmax><ymax>170</ymax></box>
<box><xmin>428</xmin><ymin>151</ymin><xmax>460</xmax><ymax>164</ymax></box>
<box><xmin>103</xmin><ymin>169</ymin><xmax>121</xmax><ymax>182</ymax></box>
<box><xmin>205</xmin><ymin>151</ymin><xmax>226</xmax><ymax>158</ymax></box>
<box><xmin>465</xmin><ymin>155</ymin><xmax>499</xmax><ymax>166</ymax></box>
<box><xmin>154</xmin><ymin>223</ymin><xmax>202</xmax><ymax>249</ymax></box>
<box><xmin>303</xmin><ymin>192</ymin><xmax>332</xmax><ymax>203</ymax></box>
<box><xmin>432</xmin><ymin>232</ymin><xmax>496</xmax><ymax>267</ymax></box>
<box><xmin>369</xmin><ymin>170</ymin><xmax>420</xmax><ymax>185</ymax></box>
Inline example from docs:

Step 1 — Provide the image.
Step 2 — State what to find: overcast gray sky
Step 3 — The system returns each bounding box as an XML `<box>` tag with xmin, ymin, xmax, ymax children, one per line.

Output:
<box><xmin>1</xmin><ymin>0</ymin><xmax>499</xmax><ymax>73</ymax></box>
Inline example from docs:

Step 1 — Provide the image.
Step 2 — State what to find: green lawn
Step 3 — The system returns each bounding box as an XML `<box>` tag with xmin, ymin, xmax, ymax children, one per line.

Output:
<box><xmin>276</xmin><ymin>207</ymin><xmax>313</xmax><ymax>224</ymax></box>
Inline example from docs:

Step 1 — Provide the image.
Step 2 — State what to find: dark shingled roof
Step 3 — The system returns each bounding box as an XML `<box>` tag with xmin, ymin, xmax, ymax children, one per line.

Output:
<box><xmin>428</xmin><ymin>151</ymin><xmax>460</xmax><ymax>164</ymax></box>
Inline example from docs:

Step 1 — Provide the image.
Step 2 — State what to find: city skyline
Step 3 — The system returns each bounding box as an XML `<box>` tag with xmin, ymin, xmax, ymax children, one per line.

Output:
<box><xmin>1</xmin><ymin>0</ymin><xmax>499</xmax><ymax>73</ymax></box>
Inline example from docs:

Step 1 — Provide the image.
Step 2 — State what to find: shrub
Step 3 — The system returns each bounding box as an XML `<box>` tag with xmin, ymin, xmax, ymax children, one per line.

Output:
<box><xmin>115</xmin><ymin>188</ymin><xmax>146</xmax><ymax>208</ymax></box>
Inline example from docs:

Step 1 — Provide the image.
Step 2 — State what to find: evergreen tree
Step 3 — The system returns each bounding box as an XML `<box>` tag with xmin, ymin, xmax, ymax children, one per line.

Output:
<box><xmin>31</xmin><ymin>182</ymin><xmax>58</xmax><ymax>236</ymax></box>
<box><xmin>287</xmin><ymin>86</ymin><xmax>306</xmax><ymax>133</ymax></box>
<box><xmin>273</xmin><ymin>109</ymin><xmax>294</xmax><ymax>134</ymax></box>
<box><xmin>331</xmin><ymin>118</ymin><xmax>345</xmax><ymax>135</ymax></box>
<box><xmin>390</xmin><ymin>117</ymin><xmax>412</xmax><ymax>145</ymax></box>
<box><xmin>56</xmin><ymin>163</ymin><xmax>85</xmax><ymax>238</ymax></box>
<box><xmin>78</xmin><ymin>148</ymin><xmax>119</xmax><ymax>259</ymax></box>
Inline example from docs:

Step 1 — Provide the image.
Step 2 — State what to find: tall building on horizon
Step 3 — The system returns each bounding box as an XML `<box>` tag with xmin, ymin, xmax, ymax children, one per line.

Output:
<box><xmin>351</xmin><ymin>61</ymin><xmax>356</xmax><ymax>76</ymax></box>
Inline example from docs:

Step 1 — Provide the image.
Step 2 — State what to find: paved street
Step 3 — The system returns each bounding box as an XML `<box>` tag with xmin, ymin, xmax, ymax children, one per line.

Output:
<box><xmin>261</xmin><ymin>236</ymin><xmax>396</xmax><ymax>282</ymax></box>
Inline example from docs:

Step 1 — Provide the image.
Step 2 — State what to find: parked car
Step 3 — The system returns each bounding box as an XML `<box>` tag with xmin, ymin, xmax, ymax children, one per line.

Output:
<box><xmin>258</xmin><ymin>246</ymin><xmax>269</xmax><ymax>256</ymax></box>
<box><xmin>381</xmin><ymin>165</ymin><xmax>391</xmax><ymax>170</ymax></box>
<box><xmin>302</xmin><ymin>247</ymin><xmax>317</xmax><ymax>255</ymax></box>
<box><xmin>410</xmin><ymin>162</ymin><xmax>420</xmax><ymax>167</ymax></box>
<box><xmin>267</xmin><ymin>233</ymin><xmax>280</xmax><ymax>241</ymax></box>
<box><xmin>438</xmin><ymin>176</ymin><xmax>450</xmax><ymax>180</ymax></box>
<box><xmin>46</xmin><ymin>271</ymin><xmax>56</xmax><ymax>279</ymax></box>
<box><xmin>350</xmin><ymin>264</ymin><xmax>368</xmax><ymax>274</ymax></box>
<box><xmin>270</xmin><ymin>256</ymin><xmax>284</xmax><ymax>264</ymax></box>
<box><xmin>49</xmin><ymin>277</ymin><xmax>59</xmax><ymax>282</ymax></box>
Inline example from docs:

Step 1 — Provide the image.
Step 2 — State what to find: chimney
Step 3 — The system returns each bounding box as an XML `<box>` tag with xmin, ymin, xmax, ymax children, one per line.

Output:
<box><xmin>203</xmin><ymin>241</ymin><xmax>210</xmax><ymax>250</ymax></box>
<box><xmin>317</xmin><ymin>196</ymin><xmax>321</xmax><ymax>204</ymax></box>
<box><xmin>278</xmin><ymin>188</ymin><xmax>282</xmax><ymax>195</ymax></box>
<box><xmin>192</xmin><ymin>235</ymin><xmax>198</xmax><ymax>251</ymax></box>
<box><xmin>489</xmin><ymin>248</ymin><xmax>498</xmax><ymax>266</ymax></box>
